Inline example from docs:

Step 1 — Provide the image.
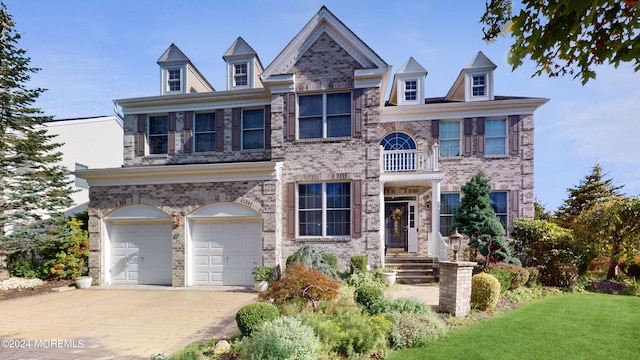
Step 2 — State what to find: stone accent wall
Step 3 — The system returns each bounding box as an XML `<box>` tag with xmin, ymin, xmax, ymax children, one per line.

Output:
<box><xmin>438</xmin><ymin>261</ymin><xmax>476</xmax><ymax>317</ymax></box>
<box><xmin>87</xmin><ymin>179</ymin><xmax>278</xmax><ymax>286</ymax></box>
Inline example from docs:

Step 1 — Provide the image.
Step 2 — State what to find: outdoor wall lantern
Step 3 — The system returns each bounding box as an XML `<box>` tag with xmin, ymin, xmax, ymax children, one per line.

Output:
<box><xmin>448</xmin><ymin>228</ymin><xmax>463</xmax><ymax>261</ymax></box>
<box><xmin>172</xmin><ymin>211</ymin><xmax>181</xmax><ymax>227</ymax></box>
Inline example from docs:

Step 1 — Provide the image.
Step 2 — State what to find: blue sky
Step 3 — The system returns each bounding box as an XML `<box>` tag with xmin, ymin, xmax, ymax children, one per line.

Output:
<box><xmin>6</xmin><ymin>0</ymin><xmax>640</xmax><ymax>211</ymax></box>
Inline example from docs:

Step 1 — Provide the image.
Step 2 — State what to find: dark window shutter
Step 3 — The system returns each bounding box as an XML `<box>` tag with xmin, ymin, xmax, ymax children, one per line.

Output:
<box><xmin>183</xmin><ymin>111</ymin><xmax>193</xmax><ymax>153</ymax></box>
<box><xmin>168</xmin><ymin>112</ymin><xmax>176</xmax><ymax>154</ymax></box>
<box><xmin>463</xmin><ymin>118</ymin><xmax>472</xmax><ymax>157</ymax></box>
<box><xmin>287</xmin><ymin>92</ymin><xmax>296</xmax><ymax>141</ymax></box>
<box><xmin>477</xmin><ymin>117</ymin><xmax>485</xmax><ymax>155</ymax></box>
<box><xmin>352</xmin><ymin>89</ymin><xmax>363</xmax><ymax>138</ymax></box>
<box><xmin>216</xmin><ymin>109</ymin><xmax>225</xmax><ymax>152</ymax></box>
<box><xmin>509</xmin><ymin>190</ymin><xmax>520</xmax><ymax>229</ymax></box>
<box><xmin>352</xmin><ymin>179</ymin><xmax>362</xmax><ymax>238</ymax></box>
<box><xmin>265</xmin><ymin>105</ymin><xmax>271</xmax><ymax>148</ymax></box>
<box><xmin>431</xmin><ymin>120</ymin><xmax>440</xmax><ymax>141</ymax></box>
<box><xmin>510</xmin><ymin>115</ymin><xmax>520</xmax><ymax>155</ymax></box>
<box><xmin>286</xmin><ymin>182</ymin><xmax>296</xmax><ymax>238</ymax></box>
<box><xmin>136</xmin><ymin>114</ymin><xmax>146</xmax><ymax>156</ymax></box>
<box><xmin>232</xmin><ymin>108</ymin><xmax>241</xmax><ymax>151</ymax></box>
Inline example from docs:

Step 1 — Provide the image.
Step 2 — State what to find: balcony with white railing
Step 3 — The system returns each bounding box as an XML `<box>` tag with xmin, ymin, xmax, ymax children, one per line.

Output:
<box><xmin>380</xmin><ymin>143</ymin><xmax>439</xmax><ymax>173</ymax></box>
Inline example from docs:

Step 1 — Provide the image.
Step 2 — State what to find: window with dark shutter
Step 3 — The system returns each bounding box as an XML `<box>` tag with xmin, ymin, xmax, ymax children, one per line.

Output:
<box><xmin>510</xmin><ymin>115</ymin><xmax>520</xmax><ymax>155</ymax></box>
<box><xmin>352</xmin><ymin>179</ymin><xmax>362</xmax><ymax>238</ymax></box>
<box><xmin>183</xmin><ymin>111</ymin><xmax>193</xmax><ymax>153</ymax></box>
<box><xmin>216</xmin><ymin>109</ymin><xmax>225</xmax><ymax>152</ymax></box>
<box><xmin>136</xmin><ymin>114</ymin><xmax>146</xmax><ymax>156</ymax></box>
<box><xmin>353</xmin><ymin>89</ymin><xmax>363</xmax><ymax>138</ymax></box>
<box><xmin>287</xmin><ymin>92</ymin><xmax>296</xmax><ymax>141</ymax></box>
<box><xmin>232</xmin><ymin>108</ymin><xmax>241</xmax><ymax>151</ymax></box>
<box><xmin>168</xmin><ymin>112</ymin><xmax>176</xmax><ymax>154</ymax></box>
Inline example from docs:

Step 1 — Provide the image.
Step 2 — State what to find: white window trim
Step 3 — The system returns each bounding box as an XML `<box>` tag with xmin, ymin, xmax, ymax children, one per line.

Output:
<box><xmin>466</xmin><ymin>72</ymin><xmax>492</xmax><ymax>101</ymax></box>
<box><xmin>297</xmin><ymin>92</ymin><xmax>351</xmax><ymax>139</ymax></box>
<box><xmin>439</xmin><ymin>120</ymin><xmax>462</xmax><ymax>157</ymax></box>
<box><xmin>241</xmin><ymin>108</ymin><xmax>265</xmax><ymax>150</ymax></box>
<box><xmin>404</xmin><ymin>79</ymin><xmax>417</xmax><ymax>101</ymax></box>
<box><xmin>296</xmin><ymin>182</ymin><xmax>352</xmax><ymax>238</ymax></box>
<box><xmin>147</xmin><ymin>115</ymin><xmax>169</xmax><ymax>154</ymax></box>
<box><xmin>485</xmin><ymin>118</ymin><xmax>508</xmax><ymax>155</ymax></box>
<box><xmin>194</xmin><ymin>112</ymin><xmax>216</xmax><ymax>153</ymax></box>
<box><xmin>164</xmin><ymin>67</ymin><xmax>183</xmax><ymax>95</ymax></box>
<box><xmin>231</xmin><ymin>61</ymin><xmax>250</xmax><ymax>89</ymax></box>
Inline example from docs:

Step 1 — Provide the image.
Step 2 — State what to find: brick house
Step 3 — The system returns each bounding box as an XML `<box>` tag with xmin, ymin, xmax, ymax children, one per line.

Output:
<box><xmin>77</xmin><ymin>7</ymin><xmax>547</xmax><ymax>286</ymax></box>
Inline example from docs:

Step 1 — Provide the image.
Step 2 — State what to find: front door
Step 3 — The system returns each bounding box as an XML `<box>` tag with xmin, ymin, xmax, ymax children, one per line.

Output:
<box><xmin>385</xmin><ymin>202</ymin><xmax>408</xmax><ymax>251</ymax></box>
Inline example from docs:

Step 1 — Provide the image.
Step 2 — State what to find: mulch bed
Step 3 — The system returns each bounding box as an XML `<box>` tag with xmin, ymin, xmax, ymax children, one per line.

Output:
<box><xmin>0</xmin><ymin>280</ymin><xmax>75</xmax><ymax>301</ymax></box>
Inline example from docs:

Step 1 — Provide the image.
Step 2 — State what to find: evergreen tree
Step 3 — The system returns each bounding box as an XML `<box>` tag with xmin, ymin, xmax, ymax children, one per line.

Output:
<box><xmin>0</xmin><ymin>3</ymin><xmax>74</xmax><ymax>253</ymax></box>
<box><xmin>451</xmin><ymin>172</ymin><xmax>516</xmax><ymax>265</ymax></box>
<box><xmin>554</xmin><ymin>163</ymin><xmax>622</xmax><ymax>230</ymax></box>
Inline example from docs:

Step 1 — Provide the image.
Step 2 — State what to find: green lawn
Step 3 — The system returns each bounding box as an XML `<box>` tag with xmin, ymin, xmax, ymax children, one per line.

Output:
<box><xmin>387</xmin><ymin>293</ymin><xmax>640</xmax><ymax>360</ymax></box>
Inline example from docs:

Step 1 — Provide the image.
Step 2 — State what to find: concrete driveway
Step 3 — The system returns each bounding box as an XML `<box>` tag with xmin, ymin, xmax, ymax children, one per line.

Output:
<box><xmin>0</xmin><ymin>285</ymin><xmax>257</xmax><ymax>359</ymax></box>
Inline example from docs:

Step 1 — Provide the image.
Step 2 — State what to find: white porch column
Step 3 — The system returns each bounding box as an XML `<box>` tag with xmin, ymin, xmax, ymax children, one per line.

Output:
<box><xmin>431</xmin><ymin>179</ymin><xmax>442</xmax><ymax>259</ymax></box>
<box><xmin>379</xmin><ymin>181</ymin><xmax>386</xmax><ymax>267</ymax></box>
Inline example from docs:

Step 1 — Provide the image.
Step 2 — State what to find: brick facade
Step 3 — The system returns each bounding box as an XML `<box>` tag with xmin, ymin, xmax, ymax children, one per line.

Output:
<box><xmin>82</xmin><ymin>7</ymin><xmax>545</xmax><ymax>286</ymax></box>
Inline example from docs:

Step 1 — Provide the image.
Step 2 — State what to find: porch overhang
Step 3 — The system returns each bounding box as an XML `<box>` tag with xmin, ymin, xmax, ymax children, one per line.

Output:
<box><xmin>380</xmin><ymin>171</ymin><xmax>445</xmax><ymax>187</ymax></box>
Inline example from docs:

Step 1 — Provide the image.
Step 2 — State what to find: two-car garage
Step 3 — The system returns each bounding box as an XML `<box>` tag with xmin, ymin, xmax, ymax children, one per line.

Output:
<box><xmin>104</xmin><ymin>203</ymin><xmax>262</xmax><ymax>286</ymax></box>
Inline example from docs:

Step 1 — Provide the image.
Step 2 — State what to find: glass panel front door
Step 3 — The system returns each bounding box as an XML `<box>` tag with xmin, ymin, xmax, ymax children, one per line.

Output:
<box><xmin>385</xmin><ymin>202</ymin><xmax>408</xmax><ymax>251</ymax></box>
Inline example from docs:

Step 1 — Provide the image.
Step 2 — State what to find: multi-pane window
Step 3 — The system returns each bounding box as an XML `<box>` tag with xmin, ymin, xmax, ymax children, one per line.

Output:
<box><xmin>472</xmin><ymin>74</ymin><xmax>486</xmax><ymax>97</ymax></box>
<box><xmin>485</xmin><ymin>119</ymin><xmax>507</xmax><ymax>155</ymax></box>
<box><xmin>490</xmin><ymin>191</ymin><xmax>508</xmax><ymax>231</ymax></box>
<box><xmin>194</xmin><ymin>113</ymin><xmax>216</xmax><ymax>152</ymax></box>
<box><xmin>404</xmin><ymin>80</ymin><xmax>417</xmax><ymax>101</ymax></box>
<box><xmin>168</xmin><ymin>69</ymin><xmax>181</xmax><ymax>92</ymax></box>
<box><xmin>242</xmin><ymin>109</ymin><xmax>265</xmax><ymax>149</ymax></box>
<box><xmin>298</xmin><ymin>92</ymin><xmax>351</xmax><ymax>139</ymax></box>
<box><xmin>298</xmin><ymin>182</ymin><xmax>351</xmax><ymax>237</ymax></box>
<box><xmin>148</xmin><ymin>115</ymin><xmax>168</xmax><ymax>154</ymax></box>
<box><xmin>234</xmin><ymin>63</ymin><xmax>248</xmax><ymax>87</ymax></box>
<box><xmin>440</xmin><ymin>121</ymin><xmax>461</xmax><ymax>157</ymax></box>
<box><xmin>440</xmin><ymin>193</ymin><xmax>460</xmax><ymax>236</ymax></box>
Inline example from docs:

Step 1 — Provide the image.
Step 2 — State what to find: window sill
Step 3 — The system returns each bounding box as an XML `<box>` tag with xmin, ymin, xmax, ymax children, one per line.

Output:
<box><xmin>294</xmin><ymin>236</ymin><xmax>353</xmax><ymax>243</ymax></box>
<box><xmin>294</xmin><ymin>137</ymin><xmax>352</xmax><ymax>144</ymax></box>
<box><xmin>143</xmin><ymin>154</ymin><xmax>169</xmax><ymax>159</ymax></box>
<box><xmin>484</xmin><ymin>154</ymin><xmax>510</xmax><ymax>159</ymax></box>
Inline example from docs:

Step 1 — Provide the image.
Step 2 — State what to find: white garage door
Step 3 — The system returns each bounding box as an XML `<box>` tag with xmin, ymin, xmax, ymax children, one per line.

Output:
<box><xmin>191</xmin><ymin>221</ymin><xmax>262</xmax><ymax>286</ymax></box>
<box><xmin>110</xmin><ymin>223</ymin><xmax>172</xmax><ymax>285</ymax></box>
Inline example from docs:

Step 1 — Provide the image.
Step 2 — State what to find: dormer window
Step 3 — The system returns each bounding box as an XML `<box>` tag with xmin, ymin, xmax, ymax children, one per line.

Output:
<box><xmin>234</xmin><ymin>63</ymin><xmax>248</xmax><ymax>87</ymax></box>
<box><xmin>168</xmin><ymin>69</ymin><xmax>181</xmax><ymax>91</ymax></box>
<box><xmin>404</xmin><ymin>80</ymin><xmax>417</xmax><ymax>101</ymax></box>
<box><xmin>472</xmin><ymin>74</ymin><xmax>486</xmax><ymax>97</ymax></box>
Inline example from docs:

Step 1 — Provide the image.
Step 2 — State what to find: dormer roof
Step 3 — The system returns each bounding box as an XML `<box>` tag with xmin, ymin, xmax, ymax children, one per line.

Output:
<box><xmin>445</xmin><ymin>51</ymin><xmax>496</xmax><ymax>102</ymax></box>
<box><xmin>223</xmin><ymin>37</ymin><xmax>259</xmax><ymax>63</ymax></box>
<box><xmin>157</xmin><ymin>43</ymin><xmax>190</xmax><ymax>66</ymax></box>
<box><xmin>262</xmin><ymin>6</ymin><xmax>391</xmax><ymax>93</ymax></box>
<box><xmin>388</xmin><ymin>57</ymin><xmax>427</xmax><ymax>105</ymax></box>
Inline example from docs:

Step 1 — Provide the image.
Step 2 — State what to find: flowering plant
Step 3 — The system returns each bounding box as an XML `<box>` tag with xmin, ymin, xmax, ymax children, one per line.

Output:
<box><xmin>391</xmin><ymin>208</ymin><xmax>403</xmax><ymax>222</ymax></box>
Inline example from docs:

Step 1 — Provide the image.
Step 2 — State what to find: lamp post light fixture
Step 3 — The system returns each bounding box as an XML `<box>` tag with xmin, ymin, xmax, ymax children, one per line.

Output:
<box><xmin>448</xmin><ymin>228</ymin><xmax>463</xmax><ymax>262</ymax></box>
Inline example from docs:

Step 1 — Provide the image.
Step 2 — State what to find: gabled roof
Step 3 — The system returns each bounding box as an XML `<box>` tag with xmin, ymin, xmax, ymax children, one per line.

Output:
<box><xmin>262</xmin><ymin>6</ymin><xmax>389</xmax><ymax>80</ymax></box>
<box><xmin>223</xmin><ymin>37</ymin><xmax>258</xmax><ymax>61</ymax></box>
<box><xmin>445</xmin><ymin>51</ymin><xmax>496</xmax><ymax>101</ymax></box>
<box><xmin>157</xmin><ymin>43</ymin><xmax>190</xmax><ymax>65</ymax></box>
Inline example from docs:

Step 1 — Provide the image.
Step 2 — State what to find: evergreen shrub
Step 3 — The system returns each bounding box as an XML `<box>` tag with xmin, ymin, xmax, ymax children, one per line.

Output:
<box><xmin>471</xmin><ymin>272</ymin><xmax>501</xmax><ymax>311</ymax></box>
<box><xmin>235</xmin><ymin>302</ymin><xmax>280</xmax><ymax>337</ymax></box>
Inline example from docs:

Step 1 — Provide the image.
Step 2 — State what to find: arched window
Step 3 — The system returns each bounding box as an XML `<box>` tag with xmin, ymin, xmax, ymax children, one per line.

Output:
<box><xmin>380</xmin><ymin>132</ymin><xmax>416</xmax><ymax>150</ymax></box>
<box><xmin>380</xmin><ymin>132</ymin><xmax>417</xmax><ymax>171</ymax></box>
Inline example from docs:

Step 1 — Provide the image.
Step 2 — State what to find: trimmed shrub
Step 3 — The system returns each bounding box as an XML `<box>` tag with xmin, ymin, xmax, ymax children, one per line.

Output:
<box><xmin>471</xmin><ymin>272</ymin><xmax>501</xmax><ymax>311</ymax></box>
<box><xmin>486</xmin><ymin>263</ymin><xmax>530</xmax><ymax>291</ymax></box>
<box><xmin>483</xmin><ymin>267</ymin><xmax>511</xmax><ymax>294</ymax></box>
<box><xmin>354</xmin><ymin>285</ymin><xmax>384</xmax><ymax>309</ymax></box>
<box><xmin>239</xmin><ymin>316</ymin><xmax>322</xmax><ymax>360</ymax></box>
<box><xmin>350</xmin><ymin>255</ymin><xmax>368</xmax><ymax>274</ymax></box>
<box><xmin>525</xmin><ymin>267</ymin><xmax>540</xmax><ymax>286</ymax></box>
<box><xmin>387</xmin><ymin>312</ymin><xmax>446</xmax><ymax>349</ymax></box>
<box><xmin>368</xmin><ymin>296</ymin><xmax>433</xmax><ymax>316</ymax></box>
<box><xmin>235</xmin><ymin>302</ymin><xmax>279</xmax><ymax>337</ymax></box>
<box><xmin>540</xmin><ymin>262</ymin><xmax>578</xmax><ymax>287</ymax></box>
<box><xmin>259</xmin><ymin>263</ymin><xmax>341</xmax><ymax>308</ymax></box>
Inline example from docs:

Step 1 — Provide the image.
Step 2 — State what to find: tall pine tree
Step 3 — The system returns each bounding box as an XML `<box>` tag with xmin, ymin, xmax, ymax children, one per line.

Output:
<box><xmin>0</xmin><ymin>3</ymin><xmax>74</xmax><ymax>253</ymax></box>
<box><xmin>554</xmin><ymin>163</ymin><xmax>622</xmax><ymax>230</ymax></box>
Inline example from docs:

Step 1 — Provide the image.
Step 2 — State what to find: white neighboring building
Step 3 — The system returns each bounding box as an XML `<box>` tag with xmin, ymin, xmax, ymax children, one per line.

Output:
<box><xmin>43</xmin><ymin>115</ymin><xmax>123</xmax><ymax>215</ymax></box>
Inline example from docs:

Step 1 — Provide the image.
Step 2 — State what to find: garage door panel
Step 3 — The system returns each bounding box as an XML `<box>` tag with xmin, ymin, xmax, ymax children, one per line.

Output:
<box><xmin>191</xmin><ymin>220</ymin><xmax>261</xmax><ymax>286</ymax></box>
<box><xmin>110</xmin><ymin>223</ymin><xmax>172</xmax><ymax>285</ymax></box>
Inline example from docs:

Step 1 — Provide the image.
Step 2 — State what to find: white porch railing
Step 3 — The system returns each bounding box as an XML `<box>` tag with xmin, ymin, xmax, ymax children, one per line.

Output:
<box><xmin>380</xmin><ymin>143</ymin><xmax>439</xmax><ymax>173</ymax></box>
